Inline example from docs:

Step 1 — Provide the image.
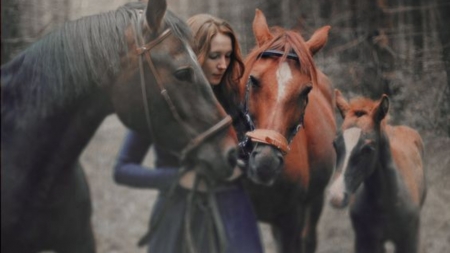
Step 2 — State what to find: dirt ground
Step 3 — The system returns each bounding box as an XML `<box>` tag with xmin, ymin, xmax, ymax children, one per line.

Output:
<box><xmin>81</xmin><ymin>115</ymin><xmax>450</xmax><ymax>253</ymax></box>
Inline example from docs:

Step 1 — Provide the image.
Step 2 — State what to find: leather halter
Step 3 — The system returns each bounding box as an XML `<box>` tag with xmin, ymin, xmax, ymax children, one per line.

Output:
<box><xmin>240</xmin><ymin>49</ymin><xmax>306</xmax><ymax>155</ymax></box>
<box><xmin>134</xmin><ymin>16</ymin><xmax>232</xmax><ymax>163</ymax></box>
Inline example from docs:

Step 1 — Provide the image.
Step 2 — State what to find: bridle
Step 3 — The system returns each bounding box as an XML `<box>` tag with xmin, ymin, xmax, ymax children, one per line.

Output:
<box><xmin>239</xmin><ymin>49</ymin><xmax>307</xmax><ymax>156</ymax></box>
<box><xmin>133</xmin><ymin>12</ymin><xmax>231</xmax><ymax>253</ymax></box>
<box><xmin>133</xmin><ymin>12</ymin><xmax>232</xmax><ymax>164</ymax></box>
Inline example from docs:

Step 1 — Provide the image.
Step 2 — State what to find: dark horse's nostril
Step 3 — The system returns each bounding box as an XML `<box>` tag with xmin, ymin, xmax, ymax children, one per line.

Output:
<box><xmin>227</xmin><ymin>147</ymin><xmax>238</xmax><ymax>169</ymax></box>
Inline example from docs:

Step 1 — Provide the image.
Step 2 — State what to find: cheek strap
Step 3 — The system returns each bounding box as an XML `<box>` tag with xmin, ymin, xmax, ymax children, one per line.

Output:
<box><xmin>246</xmin><ymin>129</ymin><xmax>290</xmax><ymax>155</ymax></box>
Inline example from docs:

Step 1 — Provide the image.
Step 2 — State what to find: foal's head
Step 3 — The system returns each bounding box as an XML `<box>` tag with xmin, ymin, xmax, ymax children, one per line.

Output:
<box><xmin>329</xmin><ymin>89</ymin><xmax>390</xmax><ymax>208</ymax></box>
<box><xmin>241</xmin><ymin>9</ymin><xmax>330</xmax><ymax>185</ymax></box>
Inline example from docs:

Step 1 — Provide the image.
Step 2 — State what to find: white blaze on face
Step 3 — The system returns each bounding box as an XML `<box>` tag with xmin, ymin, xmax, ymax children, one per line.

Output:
<box><xmin>276</xmin><ymin>62</ymin><xmax>293</xmax><ymax>102</ymax></box>
<box><xmin>329</xmin><ymin>127</ymin><xmax>362</xmax><ymax>207</ymax></box>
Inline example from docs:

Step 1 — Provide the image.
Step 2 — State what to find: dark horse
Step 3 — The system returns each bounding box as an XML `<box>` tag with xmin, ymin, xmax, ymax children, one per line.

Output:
<box><xmin>1</xmin><ymin>0</ymin><xmax>238</xmax><ymax>252</ymax></box>
<box><xmin>328</xmin><ymin>90</ymin><xmax>426</xmax><ymax>253</ymax></box>
<box><xmin>237</xmin><ymin>10</ymin><xmax>336</xmax><ymax>253</ymax></box>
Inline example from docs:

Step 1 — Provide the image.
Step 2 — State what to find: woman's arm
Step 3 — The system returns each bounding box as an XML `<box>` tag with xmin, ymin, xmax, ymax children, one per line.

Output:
<box><xmin>113</xmin><ymin>131</ymin><xmax>178</xmax><ymax>190</ymax></box>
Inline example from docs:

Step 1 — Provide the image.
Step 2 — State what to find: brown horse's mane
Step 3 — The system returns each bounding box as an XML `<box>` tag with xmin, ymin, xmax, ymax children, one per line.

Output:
<box><xmin>240</xmin><ymin>26</ymin><xmax>318</xmax><ymax>98</ymax></box>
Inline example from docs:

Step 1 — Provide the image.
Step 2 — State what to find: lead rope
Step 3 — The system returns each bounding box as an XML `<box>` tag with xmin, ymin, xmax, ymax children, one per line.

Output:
<box><xmin>183</xmin><ymin>174</ymin><xmax>227</xmax><ymax>253</ymax></box>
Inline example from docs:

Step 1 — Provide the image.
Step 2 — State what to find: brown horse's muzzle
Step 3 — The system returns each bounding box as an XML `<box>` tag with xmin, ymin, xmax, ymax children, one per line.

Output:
<box><xmin>245</xmin><ymin>129</ymin><xmax>289</xmax><ymax>185</ymax></box>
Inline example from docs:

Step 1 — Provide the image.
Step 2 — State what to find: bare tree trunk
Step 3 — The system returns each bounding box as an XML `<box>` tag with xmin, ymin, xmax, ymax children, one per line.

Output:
<box><xmin>1</xmin><ymin>0</ymin><xmax>22</xmax><ymax>64</ymax></box>
<box><xmin>435</xmin><ymin>0</ymin><xmax>450</xmax><ymax>91</ymax></box>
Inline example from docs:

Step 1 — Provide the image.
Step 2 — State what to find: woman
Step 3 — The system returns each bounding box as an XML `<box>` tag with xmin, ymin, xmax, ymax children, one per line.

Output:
<box><xmin>113</xmin><ymin>14</ymin><xmax>263</xmax><ymax>253</ymax></box>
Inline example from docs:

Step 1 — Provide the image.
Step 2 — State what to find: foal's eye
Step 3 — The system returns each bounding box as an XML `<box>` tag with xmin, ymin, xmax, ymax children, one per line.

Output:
<box><xmin>250</xmin><ymin>75</ymin><xmax>260</xmax><ymax>88</ymax></box>
<box><xmin>354</xmin><ymin>111</ymin><xmax>366</xmax><ymax>117</ymax></box>
<box><xmin>174</xmin><ymin>67</ymin><xmax>194</xmax><ymax>82</ymax></box>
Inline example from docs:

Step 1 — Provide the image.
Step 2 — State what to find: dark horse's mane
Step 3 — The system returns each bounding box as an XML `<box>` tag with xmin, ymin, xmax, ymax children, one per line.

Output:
<box><xmin>1</xmin><ymin>2</ymin><xmax>191</xmax><ymax>122</ymax></box>
<box><xmin>242</xmin><ymin>26</ymin><xmax>319</xmax><ymax>95</ymax></box>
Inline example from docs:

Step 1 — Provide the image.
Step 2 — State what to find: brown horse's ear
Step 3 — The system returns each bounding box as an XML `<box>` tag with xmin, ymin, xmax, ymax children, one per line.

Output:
<box><xmin>253</xmin><ymin>9</ymin><xmax>273</xmax><ymax>47</ymax></box>
<box><xmin>335</xmin><ymin>89</ymin><xmax>349</xmax><ymax>118</ymax></box>
<box><xmin>306</xmin><ymin>26</ymin><xmax>331</xmax><ymax>56</ymax></box>
<box><xmin>145</xmin><ymin>0</ymin><xmax>167</xmax><ymax>33</ymax></box>
<box><xmin>373</xmin><ymin>94</ymin><xmax>389</xmax><ymax>123</ymax></box>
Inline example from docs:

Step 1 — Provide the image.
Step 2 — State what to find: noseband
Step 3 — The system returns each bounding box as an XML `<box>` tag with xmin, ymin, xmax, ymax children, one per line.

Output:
<box><xmin>134</xmin><ymin>14</ymin><xmax>232</xmax><ymax>163</ymax></box>
<box><xmin>240</xmin><ymin>49</ymin><xmax>306</xmax><ymax>155</ymax></box>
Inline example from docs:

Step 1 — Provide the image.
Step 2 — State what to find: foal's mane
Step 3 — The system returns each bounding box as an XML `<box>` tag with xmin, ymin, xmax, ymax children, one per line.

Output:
<box><xmin>1</xmin><ymin>2</ymin><xmax>191</xmax><ymax>121</ymax></box>
<box><xmin>240</xmin><ymin>26</ymin><xmax>319</xmax><ymax>97</ymax></box>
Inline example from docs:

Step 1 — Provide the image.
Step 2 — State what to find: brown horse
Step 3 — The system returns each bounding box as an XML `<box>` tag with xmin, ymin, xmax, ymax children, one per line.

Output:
<box><xmin>328</xmin><ymin>90</ymin><xmax>426</xmax><ymax>253</ymax></box>
<box><xmin>238</xmin><ymin>9</ymin><xmax>336</xmax><ymax>253</ymax></box>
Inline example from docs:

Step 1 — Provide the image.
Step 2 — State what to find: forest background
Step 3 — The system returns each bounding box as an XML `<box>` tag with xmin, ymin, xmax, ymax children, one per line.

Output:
<box><xmin>2</xmin><ymin>0</ymin><xmax>449</xmax><ymax>252</ymax></box>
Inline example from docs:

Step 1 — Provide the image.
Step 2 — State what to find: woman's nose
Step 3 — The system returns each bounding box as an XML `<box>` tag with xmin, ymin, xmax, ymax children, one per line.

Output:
<box><xmin>217</xmin><ymin>57</ymin><xmax>227</xmax><ymax>70</ymax></box>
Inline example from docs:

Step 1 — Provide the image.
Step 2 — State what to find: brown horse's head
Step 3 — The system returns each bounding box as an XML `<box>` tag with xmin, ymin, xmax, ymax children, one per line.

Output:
<box><xmin>329</xmin><ymin>90</ymin><xmax>389</xmax><ymax>208</ymax></box>
<box><xmin>240</xmin><ymin>9</ymin><xmax>330</xmax><ymax>185</ymax></box>
<box><xmin>109</xmin><ymin>0</ymin><xmax>237</xmax><ymax>181</ymax></box>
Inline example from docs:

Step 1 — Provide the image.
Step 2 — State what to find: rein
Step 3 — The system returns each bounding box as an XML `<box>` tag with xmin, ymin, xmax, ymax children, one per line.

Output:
<box><xmin>240</xmin><ymin>49</ymin><xmax>306</xmax><ymax>155</ymax></box>
<box><xmin>133</xmin><ymin>12</ymin><xmax>230</xmax><ymax>252</ymax></box>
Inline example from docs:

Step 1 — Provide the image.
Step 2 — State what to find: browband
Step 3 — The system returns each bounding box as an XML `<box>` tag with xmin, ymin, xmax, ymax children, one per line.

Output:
<box><xmin>259</xmin><ymin>50</ymin><xmax>299</xmax><ymax>61</ymax></box>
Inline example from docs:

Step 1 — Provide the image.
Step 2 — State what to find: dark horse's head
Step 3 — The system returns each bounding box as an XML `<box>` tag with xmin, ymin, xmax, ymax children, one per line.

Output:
<box><xmin>328</xmin><ymin>90</ymin><xmax>389</xmax><ymax>208</ymax></box>
<box><xmin>109</xmin><ymin>0</ymin><xmax>238</xmax><ymax>180</ymax></box>
<box><xmin>1</xmin><ymin>0</ymin><xmax>238</xmax><ymax>182</ymax></box>
<box><xmin>239</xmin><ymin>9</ymin><xmax>330</xmax><ymax>185</ymax></box>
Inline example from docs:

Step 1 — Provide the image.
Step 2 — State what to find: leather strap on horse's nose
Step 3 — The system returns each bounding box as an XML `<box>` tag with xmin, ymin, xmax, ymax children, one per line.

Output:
<box><xmin>246</xmin><ymin>129</ymin><xmax>290</xmax><ymax>154</ymax></box>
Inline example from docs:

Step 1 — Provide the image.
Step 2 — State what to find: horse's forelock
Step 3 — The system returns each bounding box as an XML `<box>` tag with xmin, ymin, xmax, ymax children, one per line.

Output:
<box><xmin>242</xmin><ymin>27</ymin><xmax>319</xmax><ymax>98</ymax></box>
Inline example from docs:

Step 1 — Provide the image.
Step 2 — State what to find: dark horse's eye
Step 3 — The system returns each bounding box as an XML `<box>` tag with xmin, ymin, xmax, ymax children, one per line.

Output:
<box><xmin>174</xmin><ymin>67</ymin><xmax>194</xmax><ymax>82</ymax></box>
<box><xmin>250</xmin><ymin>75</ymin><xmax>260</xmax><ymax>88</ymax></box>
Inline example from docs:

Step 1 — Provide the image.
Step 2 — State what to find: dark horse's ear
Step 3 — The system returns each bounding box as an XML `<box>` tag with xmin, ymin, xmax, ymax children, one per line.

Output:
<box><xmin>335</xmin><ymin>89</ymin><xmax>349</xmax><ymax>118</ymax></box>
<box><xmin>253</xmin><ymin>9</ymin><xmax>273</xmax><ymax>47</ymax></box>
<box><xmin>306</xmin><ymin>26</ymin><xmax>331</xmax><ymax>56</ymax></box>
<box><xmin>145</xmin><ymin>0</ymin><xmax>167</xmax><ymax>33</ymax></box>
<box><xmin>373</xmin><ymin>94</ymin><xmax>389</xmax><ymax>123</ymax></box>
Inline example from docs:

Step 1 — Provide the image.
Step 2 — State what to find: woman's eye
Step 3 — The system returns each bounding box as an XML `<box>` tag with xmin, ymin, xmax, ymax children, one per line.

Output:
<box><xmin>208</xmin><ymin>53</ymin><xmax>219</xmax><ymax>60</ymax></box>
<box><xmin>174</xmin><ymin>67</ymin><xmax>193</xmax><ymax>82</ymax></box>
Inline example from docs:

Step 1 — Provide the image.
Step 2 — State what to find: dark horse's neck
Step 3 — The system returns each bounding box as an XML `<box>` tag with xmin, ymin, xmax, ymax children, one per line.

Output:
<box><xmin>1</xmin><ymin>77</ymin><xmax>113</xmax><ymax>209</ymax></box>
<box><xmin>363</xmin><ymin>129</ymin><xmax>400</xmax><ymax>208</ymax></box>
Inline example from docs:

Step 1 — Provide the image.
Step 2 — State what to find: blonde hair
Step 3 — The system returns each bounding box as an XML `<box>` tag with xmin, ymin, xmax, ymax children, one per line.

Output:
<box><xmin>187</xmin><ymin>14</ymin><xmax>244</xmax><ymax>115</ymax></box>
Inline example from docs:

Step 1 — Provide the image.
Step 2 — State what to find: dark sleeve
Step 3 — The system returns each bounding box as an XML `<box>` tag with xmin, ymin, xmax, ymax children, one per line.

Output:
<box><xmin>113</xmin><ymin>131</ymin><xmax>179</xmax><ymax>190</ymax></box>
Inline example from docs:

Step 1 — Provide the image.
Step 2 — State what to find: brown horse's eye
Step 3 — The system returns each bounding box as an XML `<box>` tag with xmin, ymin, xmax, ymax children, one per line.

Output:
<box><xmin>174</xmin><ymin>67</ymin><xmax>194</xmax><ymax>82</ymax></box>
<box><xmin>300</xmin><ymin>85</ymin><xmax>312</xmax><ymax>97</ymax></box>
<box><xmin>250</xmin><ymin>75</ymin><xmax>260</xmax><ymax>88</ymax></box>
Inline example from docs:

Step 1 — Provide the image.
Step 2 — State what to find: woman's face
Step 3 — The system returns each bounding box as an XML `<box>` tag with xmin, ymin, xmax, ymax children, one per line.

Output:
<box><xmin>201</xmin><ymin>33</ymin><xmax>232</xmax><ymax>86</ymax></box>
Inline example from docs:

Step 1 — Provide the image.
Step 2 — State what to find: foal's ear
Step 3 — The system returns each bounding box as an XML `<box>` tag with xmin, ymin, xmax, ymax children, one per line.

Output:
<box><xmin>306</xmin><ymin>26</ymin><xmax>331</xmax><ymax>56</ymax></box>
<box><xmin>373</xmin><ymin>94</ymin><xmax>389</xmax><ymax>123</ymax></box>
<box><xmin>253</xmin><ymin>9</ymin><xmax>273</xmax><ymax>47</ymax></box>
<box><xmin>145</xmin><ymin>0</ymin><xmax>167</xmax><ymax>33</ymax></box>
<box><xmin>335</xmin><ymin>89</ymin><xmax>349</xmax><ymax>118</ymax></box>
